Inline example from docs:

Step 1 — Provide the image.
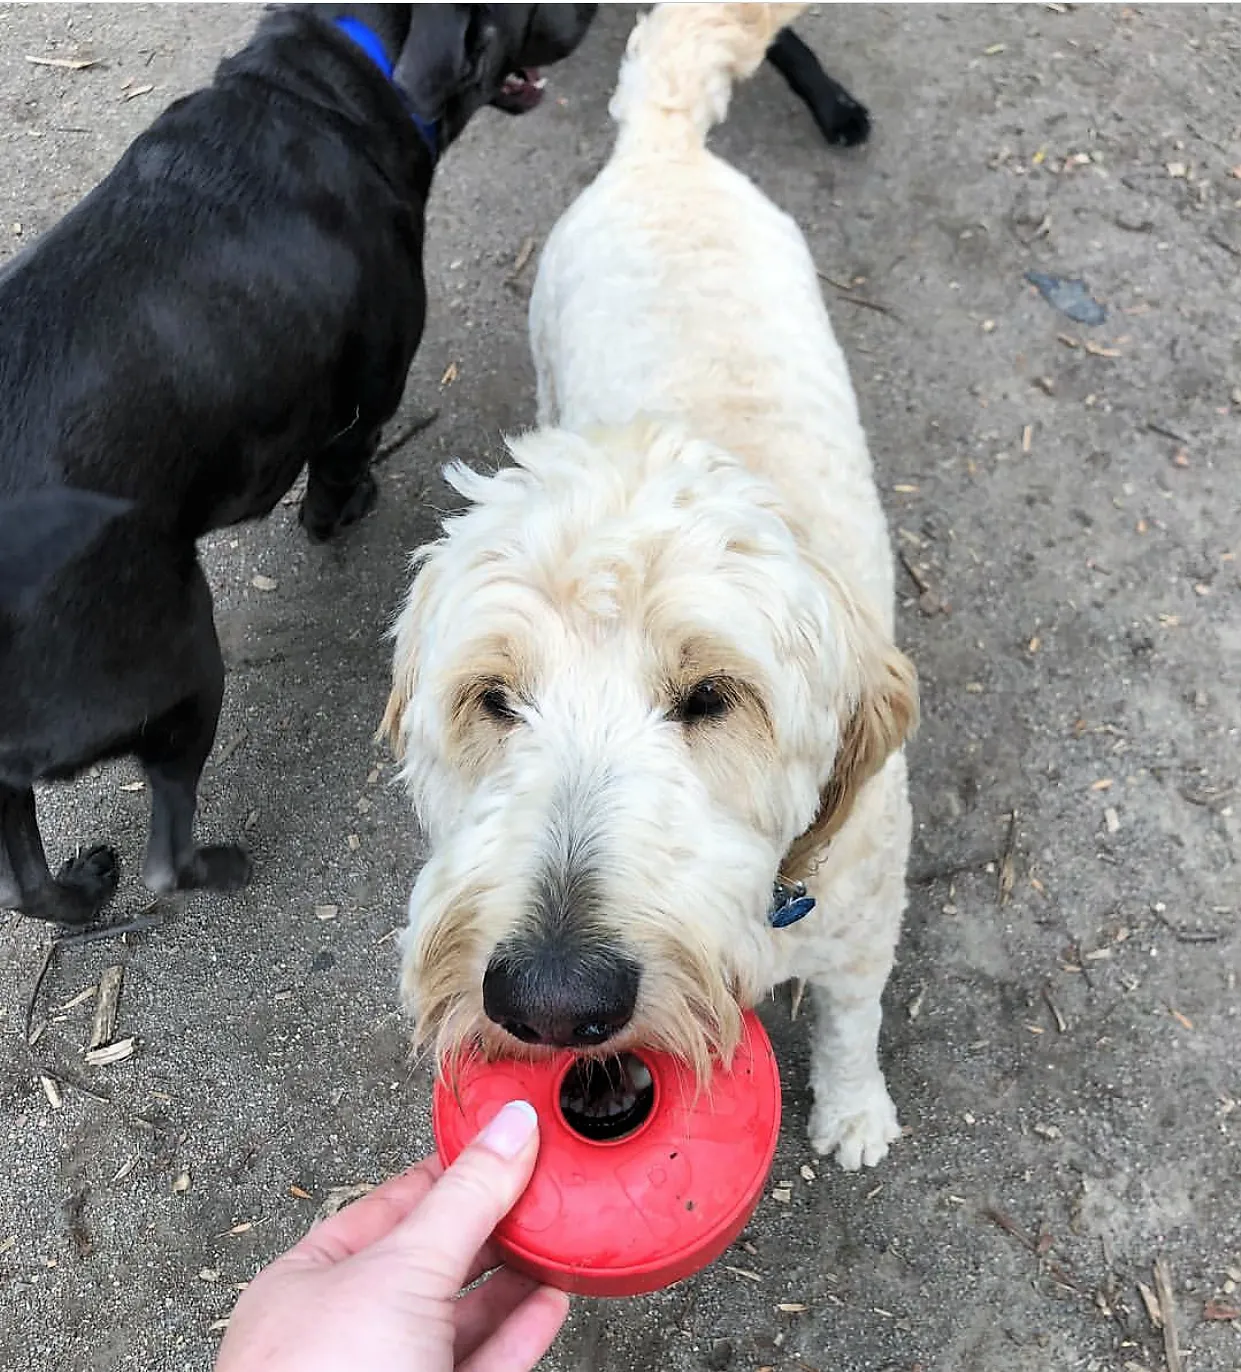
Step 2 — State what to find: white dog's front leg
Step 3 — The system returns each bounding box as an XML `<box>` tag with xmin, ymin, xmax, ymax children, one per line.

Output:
<box><xmin>807</xmin><ymin>973</ymin><xmax>900</xmax><ymax>1171</ymax></box>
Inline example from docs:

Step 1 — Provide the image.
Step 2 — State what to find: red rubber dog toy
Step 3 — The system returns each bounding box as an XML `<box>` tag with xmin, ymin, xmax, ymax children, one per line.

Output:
<box><xmin>432</xmin><ymin>1010</ymin><xmax>780</xmax><ymax>1297</ymax></box>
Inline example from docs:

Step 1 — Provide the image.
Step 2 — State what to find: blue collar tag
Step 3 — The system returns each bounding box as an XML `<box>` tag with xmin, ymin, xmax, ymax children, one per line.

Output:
<box><xmin>334</xmin><ymin>16</ymin><xmax>438</xmax><ymax>159</ymax></box>
<box><xmin>769</xmin><ymin>880</ymin><xmax>816</xmax><ymax>929</ymax></box>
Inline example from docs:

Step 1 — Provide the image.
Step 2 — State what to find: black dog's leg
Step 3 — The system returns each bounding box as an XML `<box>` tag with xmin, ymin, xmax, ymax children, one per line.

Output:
<box><xmin>299</xmin><ymin>424</ymin><xmax>381</xmax><ymax>544</ymax></box>
<box><xmin>766</xmin><ymin>29</ymin><xmax>870</xmax><ymax>148</ymax></box>
<box><xmin>136</xmin><ymin>637</ymin><xmax>251</xmax><ymax>896</ymax></box>
<box><xmin>0</xmin><ymin>785</ymin><xmax>119</xmax><ymax>926</ymax></box>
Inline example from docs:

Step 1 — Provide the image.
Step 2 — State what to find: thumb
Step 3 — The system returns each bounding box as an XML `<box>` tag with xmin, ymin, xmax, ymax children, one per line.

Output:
<box><xmin>379</xmin><ymin>1099</ymin><xmax>541</xmax><ymax>1297</ymax></box>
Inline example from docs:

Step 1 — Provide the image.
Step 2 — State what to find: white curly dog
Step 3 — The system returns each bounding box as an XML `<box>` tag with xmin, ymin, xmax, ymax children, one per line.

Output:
<box><xmin>384</xmin><ymin>3</ymin><xmax>918</xmax><ymax>1169</ymax></box>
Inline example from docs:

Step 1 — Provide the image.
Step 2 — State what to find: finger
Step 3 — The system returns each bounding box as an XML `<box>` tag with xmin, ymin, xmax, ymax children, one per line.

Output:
<box><xmin>454</xmin><ymin>1267</ymin><xmax>545</xmax><ymax>1362</ymax></box>
<box><xmin>284</xmin><ymin>1157</ymin><xmax>445</xmax><ymax>1267</ymax></box>
<box><xmin>458</xmin><ymin>1285</ymin><xmax>571</xmax><ymax>1372</ymax></box>
<box><xmin>375</xmin><ymin>1099</ymin><xmax>539</xmax><ymax>1296</ymax></box>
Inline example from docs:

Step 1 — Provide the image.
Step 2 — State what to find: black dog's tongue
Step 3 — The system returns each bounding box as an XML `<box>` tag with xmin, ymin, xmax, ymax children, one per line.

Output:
<box><xmin>492</xmin><ymin>67</ymin><xmax>545</xmax><ymax>114</ymax></box>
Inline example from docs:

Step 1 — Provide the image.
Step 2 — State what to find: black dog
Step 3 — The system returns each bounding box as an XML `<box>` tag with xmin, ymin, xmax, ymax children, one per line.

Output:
<box><xmin>766</xmin><ymin>28</ymin><xmax>870</xmax><ymax>147</ymax></box>
<box><xmin>0</xmin><ymin>4</ymin><xmax>595</xmax><ymax>926</ymax></box>
<box><xmin>0</xmin><ymin>490</ymin><xmax>130</xmax><ymax>614</ymax></box>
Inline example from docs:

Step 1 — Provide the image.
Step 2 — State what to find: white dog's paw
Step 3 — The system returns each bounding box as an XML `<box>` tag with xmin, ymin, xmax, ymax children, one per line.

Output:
<box><xmin>809</xmin><ymin>1082</ymin><xmax>900</xmax><ymax>1171</ymax></box>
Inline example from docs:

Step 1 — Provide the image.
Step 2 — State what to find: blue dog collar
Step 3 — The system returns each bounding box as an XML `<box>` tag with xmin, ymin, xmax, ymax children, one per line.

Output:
<box><xmin>769</xmin><ymin>878</ymin><xmax>816</xmax><ymax>929</ymax></box>
<box><xmin>334</xmin><ymin>15</ymin><xmax>393</xmax><ymax>78</ymax></box>
<box><xmin>334</xmin><ymin>15</ymin><xmax>439</xmax><ymax>159</ymax></box>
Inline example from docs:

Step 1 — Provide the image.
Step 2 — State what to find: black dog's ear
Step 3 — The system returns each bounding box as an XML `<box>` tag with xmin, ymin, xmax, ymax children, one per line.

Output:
<box><xmin>0</xmin><ymin>489</ymin><xmax>131</xmax><ymax>609</ymax></box>
<box><xmin>394</xmin><ymin>5</ymin><xmax>500</xmax><ymax>121</ymax></box>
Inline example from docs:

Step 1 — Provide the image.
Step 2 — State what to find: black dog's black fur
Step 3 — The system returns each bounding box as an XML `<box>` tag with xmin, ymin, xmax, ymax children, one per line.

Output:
<box><xmin>0</xmin><ymin>4</ymin><xmax>594</xmax><ymax>926</ymax></box>
<box><xmin>766</xmin><ymin>29</ymin><xmax>871</xmax><ymax>148</ymax></box>
<box><xmin>0</xmin><ymin>490</ymin><xmax>131</xmax><ymax>612</ymax></box>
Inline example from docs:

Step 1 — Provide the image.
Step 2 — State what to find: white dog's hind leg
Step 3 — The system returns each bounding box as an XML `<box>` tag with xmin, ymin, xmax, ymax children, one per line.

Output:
<box><xmin>807</xmin><ymin>971</ymin><xmax>901</xmax><ymax>1170</ymax></box>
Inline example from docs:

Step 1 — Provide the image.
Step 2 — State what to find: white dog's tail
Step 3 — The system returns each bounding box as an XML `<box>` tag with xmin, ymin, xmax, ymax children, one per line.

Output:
<box><xmin>609</xmin><ymin>3</ymin><xmax>807</xmax><ymax>154</ymax></box>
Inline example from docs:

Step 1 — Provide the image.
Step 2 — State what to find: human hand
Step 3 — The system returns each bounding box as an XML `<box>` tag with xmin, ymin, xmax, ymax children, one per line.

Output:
<box><xmin>215</xmin><ymin>1100</ymin><xmax>568</xmax><ymax>1372</ymax></box>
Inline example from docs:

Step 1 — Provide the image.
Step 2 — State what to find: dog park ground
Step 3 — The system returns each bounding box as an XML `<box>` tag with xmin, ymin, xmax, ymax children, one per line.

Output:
<box><xmin>1</xmin><ymin>5</ymin><xmax>1238</xmax><ymax>1370</ymax></box>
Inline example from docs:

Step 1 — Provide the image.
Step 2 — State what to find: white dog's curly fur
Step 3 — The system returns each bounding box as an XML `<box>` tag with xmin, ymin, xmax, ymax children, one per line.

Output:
<box><xmin>383</xmin><ymin>3</ymin><xmax>918</xmax><ymax>1170</ymax></box>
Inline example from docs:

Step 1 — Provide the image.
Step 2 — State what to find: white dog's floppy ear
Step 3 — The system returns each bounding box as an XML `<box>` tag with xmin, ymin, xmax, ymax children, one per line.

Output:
<box><xmin>783</xmin><ymin>593</ymin><xmax>918</xmax><ymax>882</ymax></box>
<box><xmin>379</xmin><ymin>672</ymin><xmax>410</xmax><ymax>762</ymax></box>
<box><xmin>378</xmin><ymin>550</ymin><xmax>439</xmax><ymax>761</ymax></box>
<box><xmin>378</xmin><ymin>460</ymin><xmax>504</xmax><ymax>761</ymax></box>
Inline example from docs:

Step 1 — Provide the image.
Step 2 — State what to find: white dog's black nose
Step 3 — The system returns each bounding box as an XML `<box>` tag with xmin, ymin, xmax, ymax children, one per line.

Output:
<box><xmin>482</xmin><ymin>946</ymin><xmax>639</xmax><ymax>1049</ymax></box>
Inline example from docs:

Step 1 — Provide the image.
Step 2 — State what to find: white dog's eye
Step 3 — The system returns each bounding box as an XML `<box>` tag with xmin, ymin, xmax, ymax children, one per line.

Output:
<box><xmin>478</xmin><ymin>684</ymin><xmax>521</xmax><ymax>726</ymax></box>
<box><xmin>672</xmin><ymin>678</ymin><xmax>732</xmax><ymax>725</ymax></box>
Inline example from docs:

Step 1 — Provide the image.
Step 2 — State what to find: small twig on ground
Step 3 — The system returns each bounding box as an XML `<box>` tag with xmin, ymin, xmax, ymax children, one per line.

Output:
<box><xmin>57</xmin><ymin>912</ymin><xmax>163</xmax><ymax>948</ymax></box>
<box><xmin>506</xmin><ymin>235</ymin><xmax>537</xmax><ymax>283</ymax></box>
<box><xmin>909</xmin><ymin>853</ymin><xmax>999</xmax><ymax>887</ymax></box>
<box><xmin>982</xmin><ymin>1207</ymin><xmax>1087</xmax><ymax>1294</ymax></box>
<box><xmin>1042</xmin><ymin>985</ymin><xmax>1068</xmax><ymax>1033</ymax></box>
<box><xmin>1152</xmin><ymin>906</ymin><xmax>1223</xmax><ymax>944</ymax></box>
<box><xmin>1047</xmin><ymin>1260</ymin><xmax>1088</xmax><ymax>1295</ymax></box>
<box><xmin>834</xmin><ymin>291</ymin><xmax>901</xmax><ymax>320</ymax></box>
<box><xmin>377</xmin><ymin>410</ymin><xmax>440</xmax><ymax>462</ymax></box>
<box><xmin>997</xmin><ymin>810</ymin><xmax>1018</xmax><ymax>907</ymax></box>
<box><xmin>314</xmin><ymin>1183</ymin><xmax>376</xmax><ymax>1225</ymax></box>
<box><xmin>88</xmin><ymin>965</ymin><xmax>125</xmax><ymax>1051</ymax></box>
<box><xmin>983</xmin><ymin>1205</ymin><xmax>1039</xmax><ymax>1253</ymax></box>
<box><xmin>63</xmin><ymin>1185</ymin><xmax>93</xmax><ymax>1259</ymax></box>
<box><xmin>1153</xmin><ymin>1256</ymin><xmax>1183</xmax><ymax>1372</ymax></box>
<box><xmin>213</xmin><ymin>729</ymin><xmax>249</xmax><ymax>768</ymax></box>
<box><xmin>25</xmin><ymin>912</ymin><xmax>161</xmax><ymax>1042</ymax></box>
<box><xmin>25</xmin><ymin>941</ymin><xmax>58</xmax><ymax>1045</ymax></box>
<box><xmin>39</xmin><ymin>1068</ymin><xmax>113</xmax><ymax>1105</ymax></box>
<box><xmin>228</xmin><ymin>1118</ymin><xmax>294</xmax><ymax>1180</ymax></box>
<box><xmin>814</xmin><ymin>269</ymin><xmax>901</xmax><ymax>319</ymax></box>
<box><xmin>1178</xmin><ymin>781</ymin><xmax>1235</xmax><ymax>810</ymax></box>
<box><xmin>1146</xmin><ymin>420</ymin><xmax>1189</xmax><ymax>446</ymax></box>
<box><xmin>899</xmin><ymin>550</ymin><xmax>931</xmax><ymax>595</ymax></box>
<box><xmin>898</xmin><ymin>550</ymin><xmax>945</xmax><ymax>616</ymax></box>
<box><xmin>26</xmin><ymin>55</ymin><xmax>98</xmax><ymax>70</ymax></box>
<box><xmin>1063</xmin><ymin>937</ymin><xmax>1097</xmax><ymax>990</ymax></box>
<box><xmin>1138</xmin><ymin>1279</ymin><xmax>1164</xmax><ymax>1330</ymax></box>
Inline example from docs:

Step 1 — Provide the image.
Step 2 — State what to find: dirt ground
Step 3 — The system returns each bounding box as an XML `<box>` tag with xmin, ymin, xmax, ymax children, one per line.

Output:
<box><xmin>1</xmin><ymin>4</ymin><xmax>1239</xmax><ymax>1370</ymax></box>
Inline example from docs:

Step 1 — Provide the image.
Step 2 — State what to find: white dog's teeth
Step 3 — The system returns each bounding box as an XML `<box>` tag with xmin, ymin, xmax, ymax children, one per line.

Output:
<box><xmin>627</xmin><ymin>1062</ymin><xmax>653</xmax><ymax>1092</ymax></box>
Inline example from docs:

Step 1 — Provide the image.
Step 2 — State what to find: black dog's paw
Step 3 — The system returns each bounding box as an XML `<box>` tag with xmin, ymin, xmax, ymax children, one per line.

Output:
<box><xmin>299</xmin><ymin>473</ymin><xmax>379</xmax><ymax>544</ymax></box>
<box><xmin>298</xmin><ymin>497</ymin><xmax>336</xmax><ymax>544</ymax></box>
<box><xmin>178</xmin><ymin>843</ymin><xmax>253</xmax><ymax>892</ymax></box>
<box><xmin>823</xmin><ymin>96</ymin><xmax>870</xmax><ymax>147</ymax></box>
<box><xmin>57</xmin><ymin>844</ymin><xmax>121</xmax><ymax>908</ymax></box>
<box><xmin>335</xmin><ymin>471</ymin><xmax>379</xmax><ymax>529</ymax></box>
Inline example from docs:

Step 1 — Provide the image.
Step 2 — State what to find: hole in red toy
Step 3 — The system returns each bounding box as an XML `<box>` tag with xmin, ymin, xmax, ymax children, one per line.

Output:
<box><xmin>559</xmin><ymin>1053</ymin><xmax>655</xmax><ymax>1142</ymax></box>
